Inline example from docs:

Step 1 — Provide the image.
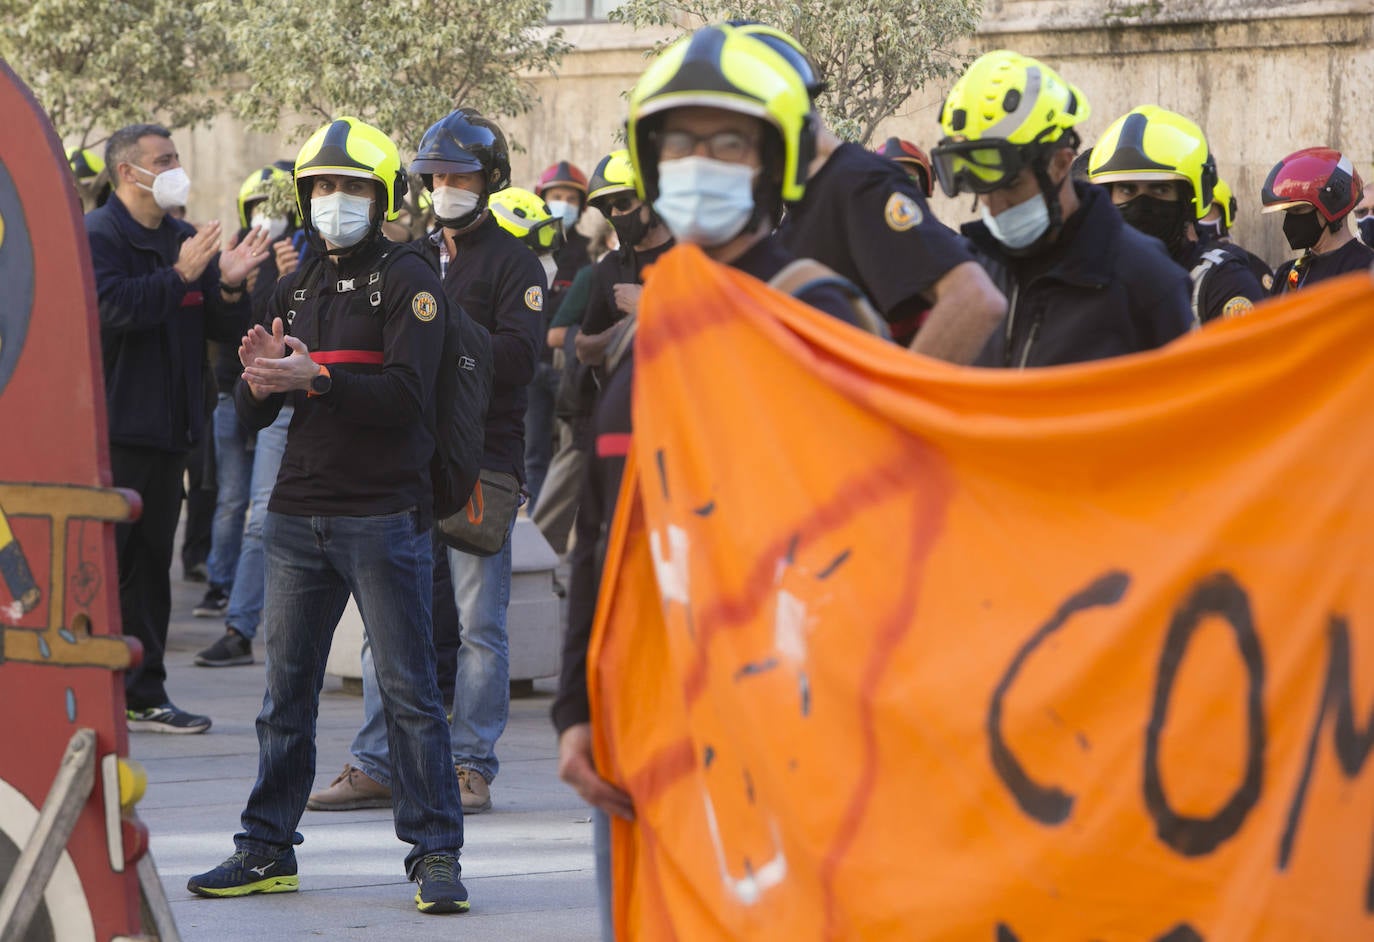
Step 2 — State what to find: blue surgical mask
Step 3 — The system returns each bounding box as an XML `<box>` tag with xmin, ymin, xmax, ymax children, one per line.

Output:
<box><xmin>546</xmin><ymin>199</ymin><xmax>580</xmax><ymax>229</ymax></box>
<box><xmin>653</xmin><ymin>156</ymin><xmax>757</xmax><ymax>247</ymax></box>
<box><xmin>311</xmin><ymin>191</ymin><xmax>373</xmax><ymax>248</ymax></box>
<box><xmin>981</xmin><ymin>193</ymin><xmax>1051</xmax><ymax>252</ymax></box>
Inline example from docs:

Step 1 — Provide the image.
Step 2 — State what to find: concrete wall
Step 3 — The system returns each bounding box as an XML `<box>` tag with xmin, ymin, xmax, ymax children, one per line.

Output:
<box><xmin>148</xmin><ymin>1</ymin><xmax>1372</xmax><ymax>275</ymax></box>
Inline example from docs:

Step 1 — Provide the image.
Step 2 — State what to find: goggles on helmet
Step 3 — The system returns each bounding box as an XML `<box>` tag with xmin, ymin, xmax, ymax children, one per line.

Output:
<box><xmin>931</xmin><ymin>127</ymin><xmax>1068</xmax><ymax>198</ymax></box>
<box><xmin>932</xmin><ymin>139</ymin><xmax>1032</xmax><ymax>197</ymax></box>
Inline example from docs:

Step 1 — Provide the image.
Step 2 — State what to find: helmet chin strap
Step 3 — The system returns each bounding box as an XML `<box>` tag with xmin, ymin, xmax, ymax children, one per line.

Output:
<box><xmin>439</xmin><ymin>203</ymin><xmax>489</xmax><ymax>237</ymax></box>
<box><xmin>994</xmin><ymin>155</ymin><xmax>1066</xmax><ymax>260</ymax></box>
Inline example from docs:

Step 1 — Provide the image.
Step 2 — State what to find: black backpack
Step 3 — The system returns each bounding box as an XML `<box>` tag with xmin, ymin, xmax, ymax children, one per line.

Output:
<box><xmin>287</xmin><ymin>242</ymin><xmax>492</xmax><ymax>519</ymax></box>
<box><xmin>421</xmin><ymin>259</ymin><xmax>493</xmax><ymax>520</ymax></box>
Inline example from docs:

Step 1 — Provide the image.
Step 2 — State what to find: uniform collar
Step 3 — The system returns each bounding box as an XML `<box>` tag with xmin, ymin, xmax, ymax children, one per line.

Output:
<box><xmin>964</xmin><ymin>181</ymin><xmax>1121</xmax><ymax>288</ymax></box>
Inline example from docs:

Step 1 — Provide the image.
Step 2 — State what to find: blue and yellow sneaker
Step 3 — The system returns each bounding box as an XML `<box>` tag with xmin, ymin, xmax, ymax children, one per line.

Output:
<box><xmin>413</xmin><ymin>853</ymin><xmax>469</xmax><ymax>914</ymax></box>
<box><xmin>187</xmin><ymin>849</ymin><xmax>299</xmax><ymax>898</ymax></box>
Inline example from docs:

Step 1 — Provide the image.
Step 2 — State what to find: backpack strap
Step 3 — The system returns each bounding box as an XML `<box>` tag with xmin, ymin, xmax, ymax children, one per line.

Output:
<box><xmin>604</xmin><ymin>314</ymin><xmax>638</xmax><ymax>375</ymax></box>
<box><xmin>1187</xmin><ymin>247</ymin><xmax>1235</xmax><ymax>328</ymax></box>
<box><xmin>768</xmin><ymin>258</ymin><xmax>888</xmax><ymax>338</ymax></box>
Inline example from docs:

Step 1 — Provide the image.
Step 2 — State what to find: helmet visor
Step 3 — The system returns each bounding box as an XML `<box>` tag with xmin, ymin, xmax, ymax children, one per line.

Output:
<box><xmin>931</xmin><ymin>139</ymin><xmax>1028</xmax><ymax>197</ymax></box>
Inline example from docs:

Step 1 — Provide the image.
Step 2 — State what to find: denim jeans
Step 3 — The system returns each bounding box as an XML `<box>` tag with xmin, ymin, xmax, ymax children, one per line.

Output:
<box><xmin>236</xmin><ymin>509</ymin><xmax>464</xmax><ymax>875</ymax></box>
<box><xmin>206</xmin><ymin>394</ymin><xmax>253</xmax><ymax>589</ymax></box>
<box><xmin>353</xmin><ymin>516</ymin><xmax>515</xmax><ymax>785</ymax></box>
<box><xmin>523</xmin><ymin>361</ymin><xmax>560</xmax><ymax>514</ymax></box>
<box><xmin>224</xmin><ymin>407</ymin><xmax>291</xmax><ymax>641</ymax></box>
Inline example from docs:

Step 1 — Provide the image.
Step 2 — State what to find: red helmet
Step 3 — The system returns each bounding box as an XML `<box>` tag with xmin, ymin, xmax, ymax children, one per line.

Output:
<box><xmin>535</xmin><ymin>160</ymin><xmax>588</xmax><ymax>198</ymax></box>
<box><xmin>874</xmin><ymin>137</ymin><xmax>932</xmax><ymax>197</ymax></box>
<box><xmin>1261</xmin><ymin>147</ymin><xmax>1363</xmax><ymax>223</ymax></box>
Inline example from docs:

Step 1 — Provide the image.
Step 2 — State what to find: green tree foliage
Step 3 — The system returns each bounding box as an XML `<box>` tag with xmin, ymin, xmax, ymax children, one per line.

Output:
<box><xmin>610</xmin><ymin>0</ymin><xmax>982</xmax><ymax>144</ymax></box>
<box><xmin>0</xmin><ymin>0</ymin><xmax>227</xmax><ymax>145</ymax></box>
<box><xmin>201</xmin><ymin>0</ymin><xmax>572</xmax><ymax>154</ymax></box>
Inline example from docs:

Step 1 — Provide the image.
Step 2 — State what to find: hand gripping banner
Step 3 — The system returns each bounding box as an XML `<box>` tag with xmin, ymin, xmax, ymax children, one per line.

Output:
<box><xmin>589</xmin><ymin>245</ymin><xmax>1374</xmax><ymax>941</ymax></box>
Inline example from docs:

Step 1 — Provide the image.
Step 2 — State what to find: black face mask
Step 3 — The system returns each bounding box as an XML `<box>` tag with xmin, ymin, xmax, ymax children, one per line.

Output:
<box><xmin>1118</xmin><ymin>195</ymin><xmax>1190</xmax><ymax>258</ymax></box>
<box><xmin>1358</xmin><ymin>216</ymin><xmax>1374</xmax><ymax>248</ymax></box>
<box><xmin>1282</xmin><ymin>210</ymin><xmax>1327</xmax><ymax>251</ymax></box>
<box><xmin>610</xmin><ymin>208</ymin><xmax>650</xmax><ymax>250</ymax></box>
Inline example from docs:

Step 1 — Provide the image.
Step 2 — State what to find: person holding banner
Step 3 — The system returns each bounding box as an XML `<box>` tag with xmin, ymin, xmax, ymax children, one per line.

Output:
<box><xmin>553</xmin><ymin>23</ymin><xmax>877</xmax><ymax>938</ymax></box>
<box><xmin>930</xmin><ymin>50</ymin><xmax>1193</xmax><ymax>368</ymax></box>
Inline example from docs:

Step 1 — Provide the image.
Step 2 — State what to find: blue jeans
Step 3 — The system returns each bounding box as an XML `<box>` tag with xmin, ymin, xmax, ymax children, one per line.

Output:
<box><xmin>224</xmin><ymin>407</ymin><xmax>291</xmax><ymax>641</ymax></box>
<box><xmin>236</xmin><ymin>510</ymin><xmax>464</xmax><ymax>876</ymax></box>
<box><xmin>523</xmin><ymin>361</ymin><xmax>559</xmax><ymax>514</ymax></box>
<box><xmin>353</xmin><ymin>517</ymin><xmax>515</xmax><ymax>784</ymax></box>
<box><xmin>206</xmin><ymin>394</ymin><xmax>252</xmax><ymax>589</ymax></box>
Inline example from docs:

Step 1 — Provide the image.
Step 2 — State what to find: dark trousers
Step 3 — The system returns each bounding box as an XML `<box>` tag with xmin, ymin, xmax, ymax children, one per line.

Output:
<box><xmin>181</xmin><ymin>433</ymin><xmax>216</xmax><ymax>576</ymax></box>
<box><xmin>111</xmin><ymin>445</ymin><xmax>187</xmax><ymax>709</ymax></box>
<box><xmin>432</xmin><ymin>528</ymin><xmax>460</xmax><ymax>707</ymax></box>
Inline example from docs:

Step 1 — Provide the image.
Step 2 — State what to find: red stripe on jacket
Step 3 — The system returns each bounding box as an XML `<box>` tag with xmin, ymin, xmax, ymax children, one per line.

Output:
<box><xmin>313</xmin><ymin>350</ymin><xmax>385</xmax><ymax>366</ymax></box>
<box><xmin>596</xmin><ymin>433</ymin><xmax>631</xmax><ymax>457</ymax></box>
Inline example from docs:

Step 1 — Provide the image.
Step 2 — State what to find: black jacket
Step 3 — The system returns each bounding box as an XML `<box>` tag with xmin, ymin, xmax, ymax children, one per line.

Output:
<box><xmin>88</xmin><ymin>193</ymin><xmax>249</xmax><ymax>451</ymax></box>
<box><xmin>416</xmin><ymin>216</ymin><xmax>545</xmax><ymax>483</ymax></box>
<box><xmin>235</xmin><ymin>238</ymin><xmax>445</xmax><ymax>522</ymax></box>
<box><xmin>967</xmin><ymin>182</ymin><xmax>1193</xmax><ymax>368</ymax></box>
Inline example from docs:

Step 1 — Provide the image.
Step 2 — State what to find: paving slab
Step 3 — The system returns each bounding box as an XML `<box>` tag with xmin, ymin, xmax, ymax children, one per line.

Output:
<box><xmin>130</xmin><ymin>573</ymin><xmax>599</xmax><ymax>941</ymax></box>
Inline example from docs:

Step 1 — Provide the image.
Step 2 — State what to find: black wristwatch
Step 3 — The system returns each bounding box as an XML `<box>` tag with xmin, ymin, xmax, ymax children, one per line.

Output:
<box><xmin>309</xmin><ymin>365</ymin><xmax>332</xmax><ymax>396</ymax></box>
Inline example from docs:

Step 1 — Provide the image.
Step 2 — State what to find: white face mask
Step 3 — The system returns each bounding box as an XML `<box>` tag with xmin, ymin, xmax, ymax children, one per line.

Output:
<box><xmin>545</xmin><ymin>199</ymin><xmax>580</xmax><ymax>229</ymax></box>
<box><xmin>653</xmin><ymin>156</ymin><xmax>757</xmax><ymax>247</ymax></box>
<box><xmin>431</xmin><ymin>186</ymin><xmax>481</xmax><ymax>224</ymax></box>
<box><xmin>251</xmin><ymin>210</ymin><xmax>288</xmax><ymax>241</ymax></box>
<box><xmin>980</xmin><ymin>192</ymin><xmax>1051</xmax><ymax>251</ymax></box>
<box><xmin>131</xmin><ymin>164</ymin><xmax>192</xmax><ymax>211</ymax></box>
<box><xmin>311</xmin><ymin>191</ymin><xmax>373</xmax><ymax>248</ymax></box>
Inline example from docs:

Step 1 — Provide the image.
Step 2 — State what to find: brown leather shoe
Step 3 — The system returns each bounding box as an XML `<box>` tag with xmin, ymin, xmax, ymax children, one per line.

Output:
<box><xmin>307</xmin><ymin>764</ymin><xmax>391</xmax><ymax>811</ymax></box>
<box><xmin>456</xmin><ymin>766</ymin><xmax>492</xmax><ymax>814</ymax></box>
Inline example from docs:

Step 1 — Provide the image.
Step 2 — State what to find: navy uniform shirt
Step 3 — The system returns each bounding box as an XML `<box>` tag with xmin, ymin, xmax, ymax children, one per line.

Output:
<box><xmin>1272</xmin><ymin>237</ymin><xmax>1374</xmax><ymax>295</ymax></box>
<box><xmin>581</xmin><ymin>240</ymin><xmax>675</xmax><ymax>338</ymax></box>
<box><xmin>1180</xmin><ymin>240</ymin><xmax>1268</xmax><ymax>323</ymax></box>
<box><xmin>1221</xmin><ymin>237</ymin><xmax>1276</xmax><ymax>295</ymax></box>
<box><xmin>781</xmin><ymin>142</ymin><xmax>975</xmax><ymax>345</ymax></box>
<box><xmin>416</xmin><ymin>214</ymin><xmax>546</xmax><ymax>483</ymax></box>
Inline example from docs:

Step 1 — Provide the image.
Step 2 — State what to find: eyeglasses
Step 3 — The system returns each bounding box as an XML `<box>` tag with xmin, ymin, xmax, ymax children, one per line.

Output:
<box><xmin>652</xmin><ymin>129</ymin><xmax>757</xmax><ymax>163</ymax></box>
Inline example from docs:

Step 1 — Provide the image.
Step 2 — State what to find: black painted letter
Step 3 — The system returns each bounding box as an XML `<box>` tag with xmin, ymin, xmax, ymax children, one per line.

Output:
<box><xmin>988</xmin><ymin>571</ymin><xmax>1130</xmax><ymax>825</ymax></box>
<box><xmin>1143</xmin><ymin>572</ymin><xmax>1264</xmax><ymax>856</ymax></box>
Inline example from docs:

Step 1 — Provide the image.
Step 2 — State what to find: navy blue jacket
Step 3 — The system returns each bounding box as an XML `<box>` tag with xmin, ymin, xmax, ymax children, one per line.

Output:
<box><xmin>966</xmin><ymin>182</ymin><xmax>1193</xmax><ymax>368</ymax></box>
<box><xmin>415</xmin><ymin>215</ymin><xmax>545</xmax><ymax>484</ymax></box>
<box><xmin>88</xmin><ymin>194</ymin><xmax>250</xmax><ymax>451</ymax></box>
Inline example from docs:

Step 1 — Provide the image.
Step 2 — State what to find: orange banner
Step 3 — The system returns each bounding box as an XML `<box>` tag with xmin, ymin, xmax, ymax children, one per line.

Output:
<box><xmin>589</xmin><ymin>245</ymin><xmax>1374</xmax><ymax>941</ymax></box>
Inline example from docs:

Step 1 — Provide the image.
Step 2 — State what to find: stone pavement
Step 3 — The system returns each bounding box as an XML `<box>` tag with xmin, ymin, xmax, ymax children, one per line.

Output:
<box><xmin>132</xmin><ymin>574</ymin><xmax>599</xmax><ymax>941</ymax></box>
